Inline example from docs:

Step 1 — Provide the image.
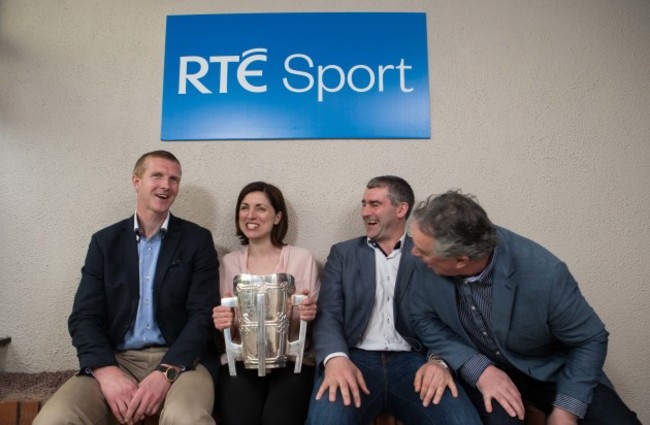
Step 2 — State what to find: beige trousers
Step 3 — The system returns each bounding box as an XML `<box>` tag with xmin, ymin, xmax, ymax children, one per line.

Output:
<box><xmin>33</xmin><ymin>348</ymin><xmax>215</xmax><ymax>425</ymax></box>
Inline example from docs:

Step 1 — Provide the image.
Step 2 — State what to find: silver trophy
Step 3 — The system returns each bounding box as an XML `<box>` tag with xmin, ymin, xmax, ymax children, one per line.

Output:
<box><xmin>221</xmin><ymin>273</ymin><xmax>307</xmax><ymax>377</ymax></box>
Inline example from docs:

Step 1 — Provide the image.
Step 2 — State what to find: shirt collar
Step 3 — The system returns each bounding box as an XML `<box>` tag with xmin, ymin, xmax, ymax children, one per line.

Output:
<box><xmin>463</xmin><ymin>250</ymin><xmax>496</xmax><ymax>284</ymax></box>
<box><xmin>367</xmin><ymin>233</ymin><xmax>406</xmax><ymax>257</ymax></box>
<box><xmin>134</xmin><ymin>212</ymin><xmax>170</xmax><ymax>240</ymax></box>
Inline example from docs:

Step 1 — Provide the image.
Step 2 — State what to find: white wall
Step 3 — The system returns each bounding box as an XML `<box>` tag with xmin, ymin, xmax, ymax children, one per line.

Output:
<box><xmin>1</xmin><ymin>0</ymin><xmax>648</xmax><ymax>421</ymax></box>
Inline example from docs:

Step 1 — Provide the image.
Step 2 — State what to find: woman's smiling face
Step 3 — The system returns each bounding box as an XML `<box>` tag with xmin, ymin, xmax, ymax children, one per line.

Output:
<box><xmin>238</xmin><ymin>191</ymin><xmax>282</xmax><ymax>243</ymax></box>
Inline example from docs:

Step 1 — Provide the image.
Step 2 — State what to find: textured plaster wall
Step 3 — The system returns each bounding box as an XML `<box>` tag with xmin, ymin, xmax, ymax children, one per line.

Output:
<box><xmin>1</xmin><ymin>0</ymin><xmax>648</xmax><ymax>421</ymax></box>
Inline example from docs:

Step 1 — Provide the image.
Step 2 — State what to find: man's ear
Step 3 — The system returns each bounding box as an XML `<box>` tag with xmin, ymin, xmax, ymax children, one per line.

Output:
<box><xmin>455</xmin><ymin>256</ymin><xmax>471</xmax><ymax>270</ymax></box>
<box><xmin>132</xmin><ymin>174</ymin><xmax>140</xmax><ymax>191</ymax></box>
<box><xmin>397</xmin><ymin>202</ymin><xmax>409</xmax><ymax>219</ymax></box>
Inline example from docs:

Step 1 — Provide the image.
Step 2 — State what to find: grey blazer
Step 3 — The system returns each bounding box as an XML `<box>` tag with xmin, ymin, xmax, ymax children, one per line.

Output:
<box><xmin>410</xmin><ymin>226</ymin><xmax>611</xmax><ymax>405</ymax></box>
<box><xmin>312</xmin><ymin>236</ymin><xmax>425</xmax><ymax>369</ymax></box>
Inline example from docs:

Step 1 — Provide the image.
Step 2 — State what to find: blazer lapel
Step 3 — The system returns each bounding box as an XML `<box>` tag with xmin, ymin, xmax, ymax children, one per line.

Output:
<box><xmin>394</xmin><ymin>237</ymin><xmax>414</xmax><ymax>306</ymax></box>
<box><xmin>490</xmin><ymin>239</ymin><xmax>517</xmax><ymax>345</ymax></box>
<box><xmin>357</xmin><ymin>239</ymin><xmax>376</xmax><ymax>294</ymax></box>
<box><xmin>122</xmin><ymin>217</ymin><xmax>140</xmax><ymax>300</ymax></box>
<box><xmin>393</xmin><ymin>238</ymin><xmax>415</xmax><ymax>338</ymax></box>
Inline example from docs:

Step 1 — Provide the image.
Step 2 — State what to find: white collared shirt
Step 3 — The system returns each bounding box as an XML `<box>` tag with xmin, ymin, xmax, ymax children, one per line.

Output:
<box><xmin>355</xmin><ymin>234</ymin><xmax>411</xmax><ymax>352</ymax></box>
<box><xmin>132</xmin><ymin>212</ymin><xmax>170</xmax><ymax>239</ymax></box>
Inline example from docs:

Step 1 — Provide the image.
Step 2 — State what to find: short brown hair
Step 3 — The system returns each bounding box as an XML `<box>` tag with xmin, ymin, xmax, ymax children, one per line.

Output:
<box><xmin>366</xmin><ymin>175</ymin><xmax>415</xmax><ymax>219</ymax></box>
<box><xmin>133</xmin><ymin>150</ymin><xmax>181</xmax><ymax>177</ymax></box>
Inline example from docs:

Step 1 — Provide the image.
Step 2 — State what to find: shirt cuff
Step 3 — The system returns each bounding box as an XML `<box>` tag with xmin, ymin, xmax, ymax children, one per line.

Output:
<box><xmin>324</xmin><ymin>352</ymin><xmax>348</xmax><ymax>366</ymax></box>
<box><xmin>553</xmin><ymin>394</ymin><xmax>588</xmax><ymax>419</ymax></box>
<box><xmin>460</xmin><ymin>353</ymin><xmax>493</xmax><ymax>386</ymax></box>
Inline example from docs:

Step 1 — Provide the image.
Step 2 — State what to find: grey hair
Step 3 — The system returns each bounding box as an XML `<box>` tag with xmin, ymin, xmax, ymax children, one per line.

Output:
<box><xmin>412</xmin><ymin>190</ymin><xmax>497</xmax><ymax>259</ymax></box>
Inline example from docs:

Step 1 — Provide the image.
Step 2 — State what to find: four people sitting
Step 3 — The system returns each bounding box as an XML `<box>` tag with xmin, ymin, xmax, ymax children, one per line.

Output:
<box><xmin>34</xmin><ymin>151</ymin><xmax>641</xmax><ymax>425</ymax></box>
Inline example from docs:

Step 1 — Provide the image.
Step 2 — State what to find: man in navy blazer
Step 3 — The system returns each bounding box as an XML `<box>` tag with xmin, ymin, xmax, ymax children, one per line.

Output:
<box><xmin>409</xmin><ymin>190</ymin><xmax>640</xmax><ymax>425</ymax></box>
<box><xmin>35</xmin><ymin>151</ymin><xmax>219</xmax><ymax>425</ymax></box>
<box><xmin>305</xmin><ymin>176</ymin><xmax>480</xmax><ymax>425</ymax></box>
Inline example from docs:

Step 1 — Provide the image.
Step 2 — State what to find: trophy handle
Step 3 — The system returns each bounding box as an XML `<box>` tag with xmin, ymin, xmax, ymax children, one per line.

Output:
<box><xmin>221</xmin><ymin>296</ymin><xmax>241</xmax><ymax>376</ymax></box>
<box><xmin>288</xmin><ymin>294</ymin><xmax>308</xmax><ymax>373</ymax></box>
<box><xmin>256</xmin><ymin>292</ymin><xmax>267</xmax><ymax>377</ymax></box>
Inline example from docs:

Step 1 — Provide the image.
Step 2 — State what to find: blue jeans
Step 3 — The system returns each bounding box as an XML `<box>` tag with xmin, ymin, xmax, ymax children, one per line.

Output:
<box><xmin>305</xmin><ymin>349</ymin><xmax>481</xmax><ymax>425</ymax></box>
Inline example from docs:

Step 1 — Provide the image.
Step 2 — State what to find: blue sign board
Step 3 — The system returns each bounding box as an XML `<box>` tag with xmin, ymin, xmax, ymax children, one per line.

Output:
<box><xmin>162</xmin><ymin>13</ymin><xmax>430</xmax><ymax>140</ymax></box>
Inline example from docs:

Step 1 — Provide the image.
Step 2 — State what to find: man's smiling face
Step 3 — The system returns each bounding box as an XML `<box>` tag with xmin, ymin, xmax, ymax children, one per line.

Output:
<box><xmin>132</xmin><ymin>156</ymin><xmax>181</xmax><ymax>217</ymax></box>
<box><xmin>361</xmin><ymin>186</ymin><xmax>403</xmax><ymax>244</ymax></box>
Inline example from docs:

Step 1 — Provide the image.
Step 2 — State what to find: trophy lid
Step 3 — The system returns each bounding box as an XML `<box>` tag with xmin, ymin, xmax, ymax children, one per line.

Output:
<box><xmin>233</xmin><ymin>273</ymin><xmax>295</xmax><ymax>285</ymax></box>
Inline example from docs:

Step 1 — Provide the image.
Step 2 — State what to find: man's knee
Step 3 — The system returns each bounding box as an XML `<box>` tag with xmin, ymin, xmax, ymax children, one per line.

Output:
<box><xmin>160</xmin><ymin>367</ymin><xmax>215</xmax><ymax>425</ymax></box>
<box><xmin>305</xmin><ymin>396</ymin><xmax>364</xmax><ymax>425</ymax></box>
<box><xmin>33</xmin><ymin>404</ymin><xmax>73</xmax><ymax>425</ymax></box>
<box><xmin>34</xmin><ymin>400</ymin><xmax>112</xmax><ymax>425</ymax></box>
<box><xmin>33</xmin><ymin>375</ymin><xmax>109</xmax><ymax>425</ymax></box>
<box><xmin>159</xmin><ymin>408</ymin><xmax>215</xmax><ymax>425</ymax></box>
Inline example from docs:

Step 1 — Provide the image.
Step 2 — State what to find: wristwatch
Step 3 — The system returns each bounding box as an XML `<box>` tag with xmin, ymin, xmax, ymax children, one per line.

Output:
<box><xmin>156</xmin><ymin>364</ymin><xmax>180</xmax><ymax>383</ymax></box>
<box><xmin>427</xmin><ymin>353</ymin><xmax>449</xmax><ymax>370</ymax></box>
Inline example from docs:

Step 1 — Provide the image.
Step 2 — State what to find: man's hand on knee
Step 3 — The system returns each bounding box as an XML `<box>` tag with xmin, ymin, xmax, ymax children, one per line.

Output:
<box><xmin>93</xmin><ymin>365</ymin><xmax>138</xmax><ymax>424</ymax></box>
<box><xmin>315</xmin><ymin>356</ymin><xmax>370</xmax><ymax>408</ymax></box>
<box><xmin>476</xmin><ymin>365</ymin><xmax>525</xmax><ymax>420</ymax></box>
<box><xmin>414</xmin><ymin>358</ymin><xmax>458</xmax><ymax>407</ymax></box>
<box><xmin>124</xmin><ymin>371</ymin><xmax>171</xmax><ymax>424</ymax></box>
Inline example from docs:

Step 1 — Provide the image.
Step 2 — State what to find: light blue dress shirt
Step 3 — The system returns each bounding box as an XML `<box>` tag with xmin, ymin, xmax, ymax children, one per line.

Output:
<box><xmin>117</xmin><ymin>214</ymin><xmax>169</xmax><ymax>350</ymax></box>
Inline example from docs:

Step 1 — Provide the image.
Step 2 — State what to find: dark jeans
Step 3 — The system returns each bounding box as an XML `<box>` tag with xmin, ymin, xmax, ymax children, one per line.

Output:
<box><xmin>460</xmin><ymin>368</ymin><xmax>641</xmax><ymax>425</ymax></box>
<box><xmin>216</xmin><ymin>362</ymin><xmax>315</xmax><ymax>425</ymax></box>
<box><xmin>305</xmin><ymin>349</ymin><xmax>482</xmax><ymax>425</ymax></box>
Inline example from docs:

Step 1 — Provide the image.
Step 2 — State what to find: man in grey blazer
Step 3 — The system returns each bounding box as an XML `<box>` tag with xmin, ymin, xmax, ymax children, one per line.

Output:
<box><xmin>34</xmin><ymin>151</ymin><xmax>219</xmax><ymax>425</ymax></box>
<box><xmin>305</xmin><ymin>176</ymin><xmax>480</xmax><ymax>425</ymax></box>
<box><xmin>409</xmin><ymin>190</ymin><xmax>640</xmax><ymax>425</ymax></box>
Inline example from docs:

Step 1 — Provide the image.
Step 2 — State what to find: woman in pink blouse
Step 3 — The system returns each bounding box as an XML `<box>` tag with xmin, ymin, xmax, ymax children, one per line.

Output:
<box><xmin>212</xmin><ymin>181</ymin><xmax>320</xmax><ymax>425</ymax></box>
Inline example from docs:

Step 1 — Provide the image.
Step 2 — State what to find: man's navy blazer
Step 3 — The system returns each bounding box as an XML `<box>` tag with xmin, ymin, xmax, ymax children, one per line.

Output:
<box><xmin>68</xmin><ymin>214</ymin><xmax>219</xmax><ymax>372</ymax></box>
<box><xmin>312</xmin><ymin>236</ymin><xmax>425</xmax><ymax>368</ymax></box>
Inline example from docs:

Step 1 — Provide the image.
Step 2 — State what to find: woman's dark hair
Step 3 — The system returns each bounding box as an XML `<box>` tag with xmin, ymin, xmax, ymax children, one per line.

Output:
<box><xmin>235</xmin><ymin>181</ymin><xmax>288</xmax><ymax>247</ymax></box>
